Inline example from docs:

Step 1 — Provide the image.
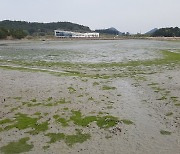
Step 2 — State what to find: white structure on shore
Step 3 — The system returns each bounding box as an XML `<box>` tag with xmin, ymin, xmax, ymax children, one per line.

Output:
<box><xmin>54</xmin><ymin>30</ymin><xmax>99</xmax><ymax>38</ymax></box>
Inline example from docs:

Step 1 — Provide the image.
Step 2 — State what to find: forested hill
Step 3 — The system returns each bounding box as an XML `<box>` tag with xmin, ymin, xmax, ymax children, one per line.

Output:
<box><xmin>0</xmin><ymin>20</ymin><xmax>91</xmax><ymax>36</ymax></box>
<box><xmin>152</xmin><ymin>27</ymin><xmax>180</xmax><ymax>37</ymax></box>
<box><xmin>95</xmin><ymin>27</ymin><xmax>121</xmax><ymax>35</ymax></box>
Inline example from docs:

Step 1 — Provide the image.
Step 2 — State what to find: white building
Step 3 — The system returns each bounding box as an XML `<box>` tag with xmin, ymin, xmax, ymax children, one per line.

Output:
<box><xmin>54</xmin><ymin>30</ymin><xmax>99</xmax><ymax>38</ymax></box>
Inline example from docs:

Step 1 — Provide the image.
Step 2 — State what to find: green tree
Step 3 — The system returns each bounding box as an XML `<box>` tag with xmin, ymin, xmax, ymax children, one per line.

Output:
<box><xmin>0</xmin><ymin>28</ymin><xmax>8</xmax><ymax>39</ymax></box>
<box><xmin>11</xmin><ymin>29</ymin><xmax>27</xmax><ymax>39</ymax></box>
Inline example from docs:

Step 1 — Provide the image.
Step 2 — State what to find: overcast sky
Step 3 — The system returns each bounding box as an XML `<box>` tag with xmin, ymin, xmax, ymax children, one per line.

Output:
<box><xmin>0</xmin><ymin>0</ymin><xmax>180</xmax><ymax>33</ymax></box>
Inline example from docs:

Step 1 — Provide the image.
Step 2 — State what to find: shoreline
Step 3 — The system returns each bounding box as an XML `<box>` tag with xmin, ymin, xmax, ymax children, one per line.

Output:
<box><xmin>1</xmin><ymin>36</ymin><xmax>180</xmax><ymax>42</ymax></box>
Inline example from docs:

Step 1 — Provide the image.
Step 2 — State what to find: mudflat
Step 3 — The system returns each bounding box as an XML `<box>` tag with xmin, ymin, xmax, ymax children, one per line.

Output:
<box><xmin>0</xmin><ymin>40</ymin><xmax>180</xmax><ymax>154</ymax></box>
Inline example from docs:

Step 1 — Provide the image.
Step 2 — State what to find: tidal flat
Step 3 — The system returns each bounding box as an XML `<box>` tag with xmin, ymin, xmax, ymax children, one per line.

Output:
<box><xmin>0</xmin><ymin>39</ymin><xmax>180</xmax><ymax>154</ymax></box>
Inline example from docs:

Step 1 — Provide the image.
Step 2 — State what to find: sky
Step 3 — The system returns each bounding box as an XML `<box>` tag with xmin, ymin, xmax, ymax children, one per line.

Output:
<box><xmin>0</xmin><ymin>0</ymin><xmax>180</xmax><ymax>33</ymax></box>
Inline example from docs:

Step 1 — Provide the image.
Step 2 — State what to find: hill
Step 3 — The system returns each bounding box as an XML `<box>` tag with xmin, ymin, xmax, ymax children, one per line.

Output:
<box><xmin>95</xmin><ymin>27</ymin><xmax>122</xmax><ymax>35</ymax></box>
<box><xmin>152</xmin><ymin>27</ymin><xmax>180</xmax><ymax>37</ymax></box>
<box><xmin>0</xmin><ymin>20</ymin><xmax>91</xmax><ymax>36</ymax></box>
<box><xmin>145</xmin><ymin>28</ymin><xmax>158</xmax><ymax>35</ymax></box>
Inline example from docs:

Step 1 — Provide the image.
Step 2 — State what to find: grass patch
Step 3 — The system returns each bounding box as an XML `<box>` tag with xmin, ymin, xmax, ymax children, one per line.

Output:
<box><xmin>11</xmin><ymin>107</ymin><xmax>20</xmax><ymax>112</ymax></box>
<box><xmin>13</xmin><ymin>97</ymin><xmax>22</xmax><ymax>100</ymax></box>
<box><xmin>165</xmin><ymin>112</ymin><xmax>173</xmax><ymax>116</ymax></box>
<box><xmin>65</xmin><ymin>130</ymin><xmax>91</xmax><ymax>147</ymax></box>
<box><xmin>175</xmin><ymin>103</ymin><xmax>180</xmax><ymax>106</ymax></box>
<box><xmin>4</xmin><ymin>113</ymin><xmax>48</xmax><ymax>134</ymax></box>
<box><xmin>121</xmin><ymin>119</ymin><xmax>133</xmax><ymax>125</ymax></box>
<box><xmin>70</xmin><ymin>111</ymin><xmax>97</xmax><ymax>127</ymax></box>
<box><xmin>53</xmin><ymin>115</ymin><xmax>69</xmax><ymax>127</ymax></box>
<box><xmin>4</xmin><ymin>113</ymin><xmax>38</xmax><ymax>131</ymax></box>
<box><xmin>31</xmin><ymin>99</ymin><xmax>37</xmax><ymax>102</ymax></box>
<box><xmin>88</xmin><ymin>97</ymin><xmax>94</xmax><ymax>101</ymax></box>
<box><xmin>148</xmin><ymin>82</ymin><xmax>158</xmax><ymax>86</ymax></box>
<box><xmin>55</xmin><ymin>98</ymin><xmax>69</xmax><ymax>104</ymax></box>
<box><xmin>34</xmin><ymin>112</ymin><xmax>41</xmax><ymax>116</ymax></box>
<box><xmin>28</xmin><ymin>103</ymin><xmax>41</xmax><ymax>107</ymax></box>
<box><xmin>107</xmin><ymin>106</ymin><xmax>113</xmax><ymax>109</ymax></box>
<box><xmin>27</xmin><ymin>121</ymin><xmax>49</xmax><ymax>135</ymax></box>
<box><xmin>45</xmin><ymin>130</ymin><xmax>90</xmax><ymax>147</ymax></box>
<box><xmin>93</xmin><ymin>82</ymin><xmax>100</xmax><ymax>86</ymax></box>
<box><xmin>63</xmin><ymin>107</ymin><xmax>69</xmax><ymax>111</ymax></box>
<box><xmin>156</xmin><ymin>96</ymin><xmax>167</xmax><ymax>100</ymax></box>
<box><xmin>160</xmin><ymin>130</ymin><xmax>171</xmax><ymax>135</ymax></box>
<box><xmin>68</xmin><ymin>87</ymin><xmax>76</xmax><ymax>93</ymax></box>
<box><xmin>70</xmin><ymin>110</ymin><xmax>119</xmax><ymax>128</ymax></box>
<box><xmin>65</xmin><ymin>70</ymin><xmax>81</xmax><ymax>75</ymax></box>
<box><xmin>45</xmin><ymin>98</ymin><xmax>69</xmax><ymax>106</ymax></box>
<box><xmin>22</xmin><ymin>101</ymin><xmax>41</xmax><ymax>107</ymax></box>
<box><xmin>46</xmin><ymin>133</ymin><xmax>65</xmax><ymax>143</ymax></box>
<box><xmin>47</xmin><ymin>97</ymin><xmax>53</xmax><ymax>101</ymax></box>
<box><xmin>43</xmin><ymin>145</ymin><xmax>50</xmax><ymax>150</ymax></box>
<box><xmin>97</xmin><ymin>116</ymin><xmax>119</xmax><ymax>128</ymax></box>
<box><xmin>170</xmin><ymin>96</ymin><xmax>178</xmax><ymax>102</ymax></box>
<box><xmin>105</xmin><ymin>135</ymin><xmax>112</xmax><ymax>139</ymax></box>
<box><xmin>98</xmin><ymin>111</ymin><xmax>105</xmax><ymax>115</ymax></box>
<box><xmin>0</xmin><ymin>118</ymin><xmax>13</xmax><ymax>125</ymax></box>
<box><xmin>134</xmin><ymin>75</ymin><xmax>147</xmax><ymax>81</ymax></box>
<box><xmin>0</xmin><ymin>137</ymin><xmax>33</xmax><ymax>154</ymax></box>
<box><xmin>102</xmin><ymin>85</ymin><xmax>116</xmax><ymax>90</ymax></box>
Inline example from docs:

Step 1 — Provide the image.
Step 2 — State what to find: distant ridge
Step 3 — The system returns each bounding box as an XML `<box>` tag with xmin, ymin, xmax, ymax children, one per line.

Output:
<box><xmin>152</xmin><ymin>27</ymin><xmax>180</xmax><ymax>37</ymax></box>
<box><xmin>95</xmin><ymin>27</ymin><xmax>122</xmax><ymax>35</ymax></box>
<box><xmin>145</xmin><ymin>28</ymin><xmax>158</xmax><ymax>35</ymax></box>
<box><xmin>0</xmin><ymin>20</ymin><xmax>91</xmax><ymax>36</ymax></box>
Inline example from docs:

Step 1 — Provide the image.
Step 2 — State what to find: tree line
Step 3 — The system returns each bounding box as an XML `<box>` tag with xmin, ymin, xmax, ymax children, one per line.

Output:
<box><xmin>0</xmin><ymin>27</ymin><xmax>27</xmax><ymax>39</ymax></box>
<box><xmin>0</xmin><ymin>20</ymin><xmax>91</xmax><ymax>37</ymax></box>
<box><xmin>152</xmin><ymin>27</ymin><xmax>180</xmax><ymax>37</ymax></box>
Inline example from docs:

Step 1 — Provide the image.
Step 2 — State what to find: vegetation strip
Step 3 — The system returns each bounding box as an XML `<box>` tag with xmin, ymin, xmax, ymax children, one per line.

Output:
<box><xmin>45</xmin><ymin>130</ymin><xmax>91</xmax><ymax>147</ymax></box>
<box><xmin>2</xmin><ymin>113</ymin><xmax>48</xmax><ymax>134</ymax></box>
<box><xmin>0</xmin><ymin>50</ymin><xmax>179</xmax><ymax>81</ymax></box>
<box><xmin>0</xmin><ymin>137</ymin><xmax>33</xmax><ymax>154</ymax></box>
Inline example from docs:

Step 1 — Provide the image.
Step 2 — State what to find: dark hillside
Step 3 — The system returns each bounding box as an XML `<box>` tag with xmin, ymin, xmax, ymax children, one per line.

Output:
<box><xmin>95</xmin><ymin>27</ymin><xmax>122</xmax><ymax>35</ymax></box>
<box><xmin>152</xmin><ymin>27</ymin><xmax>180</xmax><ymax>37</ymax></box>
<box><xmin>0</xmin><ymin>20</ymin><xmax>91</xmax><ymax>36</ymax></box>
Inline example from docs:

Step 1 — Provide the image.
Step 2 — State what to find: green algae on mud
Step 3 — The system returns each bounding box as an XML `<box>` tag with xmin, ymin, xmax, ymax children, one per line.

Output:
<box><xmin>46</xmin><ymin>133</ymin><xmax>65</xmax><ymax>143</ymax></box>
<box><xmin>65</xmin><ymin>131</ymin><xmax>91</xmax><ymax>147</ymax></box>
<box><xmin>70</xmin><ymin>110</ymin><xmax>97</xmax><ymax>127</ymax></box>
<box><xmin>51</xmin><ymin>110</ymin><xmax>120</xmax><ymax>129</ymax></box>
<box><xmin>53</xmin><ymin>115</ymin><xmax>69</xmax><ymax>127</ymax></box>
<box><xmin>165</xmin><ymin>112</ymin><xmax>173</xmax><ymax>116</ymax></box>
<box><xmin>93</xmin><ymin>82</ymin><xmax>100</xmax><ymax>86</ymax></box>
<box><xmin>0</xmin><ymin>119</ymin><xmax>13</xmax><ymax>125</ymax></box>
<box><xmin>70</xmin><ymin>110</ymin><xmax>119</xmax><ymax>128</ymax></box>
<box><xmin>121</xmin><ymin>119</ymin><xmax>133</xmax><ymax>125</ymax></box>
<box><xmin>86</xmin><ymin>50</ymin><xmax>180</xmax><ymax>68</ymax></box>
<box><xmin>0</xmin><ymin>50</ymin><xmax>179</xmax><ymax>79</ymax></box>
<box><xmin>3</xmin><ymin>113</ymin><xmax>48</xmax><ymax>134</ymax></box>
<box><xmin>45</xmin><ymin>98</ymin><xmax>70</xmax><ymax>106</ymax></box>
<box><xmin>0</xmin><ymin>137</ymin><xmax>33</xmax><ymax>154</ymax></box>
<box><xmin>45</xmin><ymin>130</ymin><xmax>91</xmax><ymax>147</ymax></box>
<box><xmin>68</xmin><ymin>87</ymin><xmax>76</xmax><ymax>93</ymax></box>
<box><xmin>102</xmin><ymin>85</ymin><xmax>116</xmax><ymax>90</ymax></box>
<box><xmin>160</xmin><ymin>130</ymin><xmax>172</xmax><ymax>135</ymax></box>
<box><xmin>175</xmin><ymin>103</ymin><xmax>180</xmax><ymax>106</ymax></box>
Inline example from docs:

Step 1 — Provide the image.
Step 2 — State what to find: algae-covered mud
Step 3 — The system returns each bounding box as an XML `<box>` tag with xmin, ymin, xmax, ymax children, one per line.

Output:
<box><xmin>0</xmin><ymin>40</ymin><xmax>180</xmax><ymax>154</ymax></box>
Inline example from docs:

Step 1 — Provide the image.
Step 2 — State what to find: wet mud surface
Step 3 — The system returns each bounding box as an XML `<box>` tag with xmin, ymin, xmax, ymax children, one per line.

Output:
<box><xmin>0</xmin><ymin>40</ymin><xmax>180</xmax><ymax>154</ymax></box>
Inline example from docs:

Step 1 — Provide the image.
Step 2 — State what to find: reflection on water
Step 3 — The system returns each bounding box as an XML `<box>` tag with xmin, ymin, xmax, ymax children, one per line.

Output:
<box><xmin>0</xmin><ymin>40</ymin><xmax>180</xmax><ymax>63</ymax></box>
